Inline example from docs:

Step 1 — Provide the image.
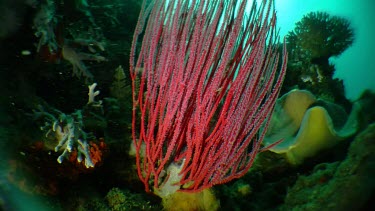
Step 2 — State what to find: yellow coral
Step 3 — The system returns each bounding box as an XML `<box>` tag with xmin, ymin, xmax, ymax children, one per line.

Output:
<box><xmin>162</xmin><ymin>189</ymin><xmax>220</xmax><ymax>211</ymax></box>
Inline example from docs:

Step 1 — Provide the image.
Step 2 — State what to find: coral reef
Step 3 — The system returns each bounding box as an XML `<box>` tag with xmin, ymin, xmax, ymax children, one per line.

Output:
<box><xmin>282</xmin><ymin>11</ymin><xmax>355</xmax><ymax>110</ymax></box>
<box><xmin>0</xmin><ymin>1</ymin><xmax>140</xmax><ymax>210</ymax></box>
<box><xmin>0</xmin><ymin>1</ymin><xmax>373</xmax><ymax>211</ymax></box>
<box><xmin>281</xmin><ymin>123</ymin><xmax>375</xmax><ymax>210</ymax></box>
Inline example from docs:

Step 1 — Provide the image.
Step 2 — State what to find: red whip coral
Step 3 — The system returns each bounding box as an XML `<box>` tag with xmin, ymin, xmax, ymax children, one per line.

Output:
<box><xmin>130</xmin><ymin>0</ymin><xmax>287</xmax><ymax>195</ymax></box>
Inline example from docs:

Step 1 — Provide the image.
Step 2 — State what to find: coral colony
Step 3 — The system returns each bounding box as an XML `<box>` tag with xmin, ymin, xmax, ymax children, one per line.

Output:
<box><xmin>130</xmin><ymin>0</ymin><xmax>287</xmax><ymax>196</ymax></box>
<box><xmin>35</xmin><ymin>83</ymin><xmax>102</xmax><ymax>168</ymax></box>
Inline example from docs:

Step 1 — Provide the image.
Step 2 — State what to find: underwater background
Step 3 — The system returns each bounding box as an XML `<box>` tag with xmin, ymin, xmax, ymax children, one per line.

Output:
<box><xmin>0</xmin><ymin>0</ymin><xmax>374</xmax><ymax>210</ymax></box>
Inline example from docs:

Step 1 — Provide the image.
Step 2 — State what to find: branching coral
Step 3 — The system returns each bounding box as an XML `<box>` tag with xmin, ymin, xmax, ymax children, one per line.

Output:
<box><xmin>34</xmin><ymin>106</ymin><xmax>95</xmax><ymax>168</ymax></box>
<box><xmin>33</xmin><ymin>83</ymin><xmax>104</xmax><ymax>168</ymax></box>
<box><xmin>288</xmin><ymin>11</ymin><xmax>354</xmax><ymax>68</ymax></box>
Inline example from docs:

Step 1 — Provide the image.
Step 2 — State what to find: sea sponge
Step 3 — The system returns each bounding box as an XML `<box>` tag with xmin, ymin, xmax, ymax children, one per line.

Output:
<box><xmin>161</xmin><ymin>188</ymin><xmax>220</xmax><ymax>211</ymax></box>
<box><xmin>264</xmin><ymin>89</ymin><xmax>360</xmax><ymax>165</ymax></box>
